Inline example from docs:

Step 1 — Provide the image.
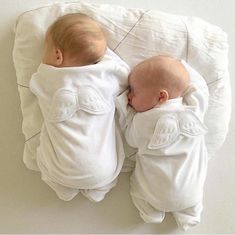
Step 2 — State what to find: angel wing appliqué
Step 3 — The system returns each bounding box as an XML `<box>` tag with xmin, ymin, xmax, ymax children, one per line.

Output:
<box><xmin>48</xmin><ymin>86</ymin><xmax>112</xmax><ymax>122</ymax></box>
<box><xmin>148</xmin><ymin>110</ymin><xmax>208</xmax><ymax>150</ymax></box>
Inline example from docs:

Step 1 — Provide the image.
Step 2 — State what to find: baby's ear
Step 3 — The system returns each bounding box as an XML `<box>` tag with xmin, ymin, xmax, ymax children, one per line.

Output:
<box><xmin>158</xmin><ymin>90</ymin><xmax>169</xmax><ymax>103</ymax></box>
<box><xmin>55</xmin><ymin>48</ymin><xmax>63</xmax><ymax>66</ymax></box>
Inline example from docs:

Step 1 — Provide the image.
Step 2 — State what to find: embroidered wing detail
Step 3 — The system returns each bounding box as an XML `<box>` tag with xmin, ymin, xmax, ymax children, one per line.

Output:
<box><xmin>48</xmin><ymin>89</ymin><xmax>78</xmax><ymax>122</ymax></box>
<box><xmin>178</xmin><ymin>110</ymin><xmax>208</xmax><ymax>137</ymax></box>
<box><xmin>48</xmin><ymin>86</ymin><xmax>111</xmax><ymax>122</ymax></box>
<box><xmin>148</xmin><ymin>110</ymin><xmax>207</xmax><ymax>150</ymax></box>
<box><xmin>77</xmin><ymin>86</ymin><xmax>112</xmax><ymax>115</ymax></box>
<box><xmin>148</xmin><ymin>113</ymin><xmax>180</xmax><ymax>149</ymax></box>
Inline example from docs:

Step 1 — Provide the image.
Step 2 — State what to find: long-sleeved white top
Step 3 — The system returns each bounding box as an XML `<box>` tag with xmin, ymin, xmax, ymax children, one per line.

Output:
<box><xmin>30</xmin><ymin>48</ymin><xmax>130</xmax><ymax>189</ymax></box>
<box><xmin>116</xmin><ymin>61</ymin><xmax>209</xmax><ymax>212</ymax></box>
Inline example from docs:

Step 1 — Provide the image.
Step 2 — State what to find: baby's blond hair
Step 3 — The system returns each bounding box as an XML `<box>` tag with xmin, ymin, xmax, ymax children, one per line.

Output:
<box><xmin>47</xmin><ymin>13</ymin><xmax>106</xmax><ymax>65</ymax></box>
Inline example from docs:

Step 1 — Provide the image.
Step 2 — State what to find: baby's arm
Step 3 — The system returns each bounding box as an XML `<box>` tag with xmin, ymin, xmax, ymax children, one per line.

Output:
<box><xmin>181</xmin><ymin>61</ymin><xmax>209</xmax><ymax>120</ymax></box>
<box><xmin>115</xmin><ymin>90</ymin><xmax>138</xmax><ymax>148</ymax></box>
<box><xmin>106</xmin><ymin>48</ymin><xmax>130</xmax><ymax>94</ymax></box>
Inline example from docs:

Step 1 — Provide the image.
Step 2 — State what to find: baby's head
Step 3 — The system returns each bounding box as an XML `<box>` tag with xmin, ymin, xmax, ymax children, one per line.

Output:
<box><xmin>128</xmin><ymin>55</ymin><xmax>189</xmax><ymax>112</ymax></box>
<box><xmin>43</xmin><ymin>13</ymin><xmax>107</xmax><ymax>67</ymax></box>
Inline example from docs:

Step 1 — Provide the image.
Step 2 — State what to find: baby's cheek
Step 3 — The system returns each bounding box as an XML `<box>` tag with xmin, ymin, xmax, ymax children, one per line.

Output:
<box><xmin>133</xmin><ymin>99</ymin><xmax>144</xmax><ymax>111</ymax></box>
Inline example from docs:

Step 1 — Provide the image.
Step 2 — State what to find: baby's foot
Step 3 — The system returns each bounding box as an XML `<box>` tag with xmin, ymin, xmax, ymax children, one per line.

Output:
<box><xmin>81</xmin><ymin>189</ymin><xmax>107</xmax><ymax>202</ymax></box>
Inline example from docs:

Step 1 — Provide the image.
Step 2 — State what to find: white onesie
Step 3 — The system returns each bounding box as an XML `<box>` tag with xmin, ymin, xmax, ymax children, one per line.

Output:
<box><xmin>116</xmin><ymin>61</ymin><xmax>209</xmax><ymax>230</ymax></box>
<box><xmin>30</xmin><ymin>48</ymin><xmax>130</xmax><ymax>201</ymax></box>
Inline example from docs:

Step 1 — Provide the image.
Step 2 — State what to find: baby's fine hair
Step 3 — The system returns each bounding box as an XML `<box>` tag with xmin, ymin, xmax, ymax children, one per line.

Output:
<box><xmin>48</xmin><ymin>13</ymin><xmax>106</xmax><ymax>65</ymax></box>
<box><xmin>134</xmin><ymin>55</ymin><xmax>190</xmax><ymax>98</ymax></box>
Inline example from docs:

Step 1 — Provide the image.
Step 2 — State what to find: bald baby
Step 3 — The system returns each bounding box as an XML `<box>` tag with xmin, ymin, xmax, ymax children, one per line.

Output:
<box><xmin>127</xmin><ymin>55</ymin><xmax>190</xmax><ymax>112</ymax></box>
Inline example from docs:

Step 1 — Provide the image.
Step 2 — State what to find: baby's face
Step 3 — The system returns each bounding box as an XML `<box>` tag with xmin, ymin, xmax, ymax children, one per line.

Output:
<box><xmin>127</xmin><ymin>72</ymin><xmax>158</xmax><ymax>112</ymax></box>
<box><xmin>127</xmin><ymin>56</ymin><xmax>190</xmax><ymax>112</ymax></box>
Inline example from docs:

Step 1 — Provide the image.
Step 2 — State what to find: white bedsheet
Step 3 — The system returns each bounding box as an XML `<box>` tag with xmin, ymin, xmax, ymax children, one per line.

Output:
<box><xmin>12</xmin><ymin>1</ymin><xmax>231</xmax><ymax>171</ymax></box>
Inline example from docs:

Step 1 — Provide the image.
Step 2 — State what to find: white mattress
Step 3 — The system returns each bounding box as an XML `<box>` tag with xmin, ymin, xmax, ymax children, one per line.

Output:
<box><xmin>12</xmin><ymin>1</ymin><xmax>231</xmax><ymax>171</ymax></box>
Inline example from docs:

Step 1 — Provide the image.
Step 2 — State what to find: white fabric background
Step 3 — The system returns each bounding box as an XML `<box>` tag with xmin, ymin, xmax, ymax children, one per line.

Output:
<box><xmin>0</xmin><ymin>0</ymin><xmax>235</xmax><ymax>233</ymax></box>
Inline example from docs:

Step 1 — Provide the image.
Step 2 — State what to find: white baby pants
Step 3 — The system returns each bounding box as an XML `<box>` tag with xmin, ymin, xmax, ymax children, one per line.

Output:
<box><xmin>42</xmin><ymin>175</ymin><xmax>117</xmax><ymax>202</ymax></box>
<box><xmin>131</xmin><ymin>195</ymin><xmax>203</xmax><ymax>231</ymax></box>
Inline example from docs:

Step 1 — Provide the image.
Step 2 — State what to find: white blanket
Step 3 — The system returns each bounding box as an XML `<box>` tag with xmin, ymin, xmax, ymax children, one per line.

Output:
<box><xmin>13</xmin><ymin>2</ymin><xmax>231</xmax><ymax>171</ymax></box>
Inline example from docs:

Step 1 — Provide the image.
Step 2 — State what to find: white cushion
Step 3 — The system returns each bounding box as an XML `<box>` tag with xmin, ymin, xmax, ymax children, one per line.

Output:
<box><xmin>13</xmin><ymin>2</ymin><xmax>231</xmax><ymax>170</ymax></box>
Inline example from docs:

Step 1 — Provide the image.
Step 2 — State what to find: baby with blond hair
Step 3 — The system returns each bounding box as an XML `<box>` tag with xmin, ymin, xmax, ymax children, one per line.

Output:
<box><xmin>43</xmin><ymin>13</ymin><xmax>106</xmax><ymax>67</ymax></box>
<box><xmin>116</xmin><ymin>55</ymin><xmax>209</xmax><ymax>230</ymax></box>
<box><xmin>30</xmin><ymin>13</ymin><xmax>130</xmax><ymax>202</ymax></box>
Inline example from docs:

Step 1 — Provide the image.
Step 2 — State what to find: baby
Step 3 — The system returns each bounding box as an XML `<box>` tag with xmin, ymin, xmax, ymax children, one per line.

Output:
<box><xmin>30</xmin><ymin>13</ymin><xmax>130</xmax><ymax>202</ymax></box>
<box><xmin>116</xmin><ymin>55</ymin><xmax>209</xmax><ymax>230</ymax></box>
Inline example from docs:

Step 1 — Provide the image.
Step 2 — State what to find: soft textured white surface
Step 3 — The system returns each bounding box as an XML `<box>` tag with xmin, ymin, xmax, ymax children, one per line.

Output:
<box><xmin>1</xmin><ymin>0</ymin><xmax>235</xmax><ymax>233</ymax></box>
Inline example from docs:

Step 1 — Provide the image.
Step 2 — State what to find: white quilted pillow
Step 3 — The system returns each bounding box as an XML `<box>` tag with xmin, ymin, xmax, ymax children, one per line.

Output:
<box><xmin>13</xmin><ymin>2</ymin><xmax>231</xmax><ymax>170</ymax></box>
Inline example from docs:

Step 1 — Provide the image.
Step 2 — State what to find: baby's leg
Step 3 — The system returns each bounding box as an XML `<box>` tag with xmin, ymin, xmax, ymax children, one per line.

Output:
<box><xmin>81</xmin><ymin>179</ymin><xmax>118</xmax><ymax>202</ymax></box>
<box><xmin>42</xmin><ymin>175</ymin><xmax>79</xmax><ymax>201</ymax></box>
<box><xmin>131</xmin><ymin>195</ymin><xmax>165</xmax><ymax>223</ymax></box>
<box><xmin>172</xmin><ymin>202</ymin><xmax>203</xmax><ymax>231</ymax></box>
